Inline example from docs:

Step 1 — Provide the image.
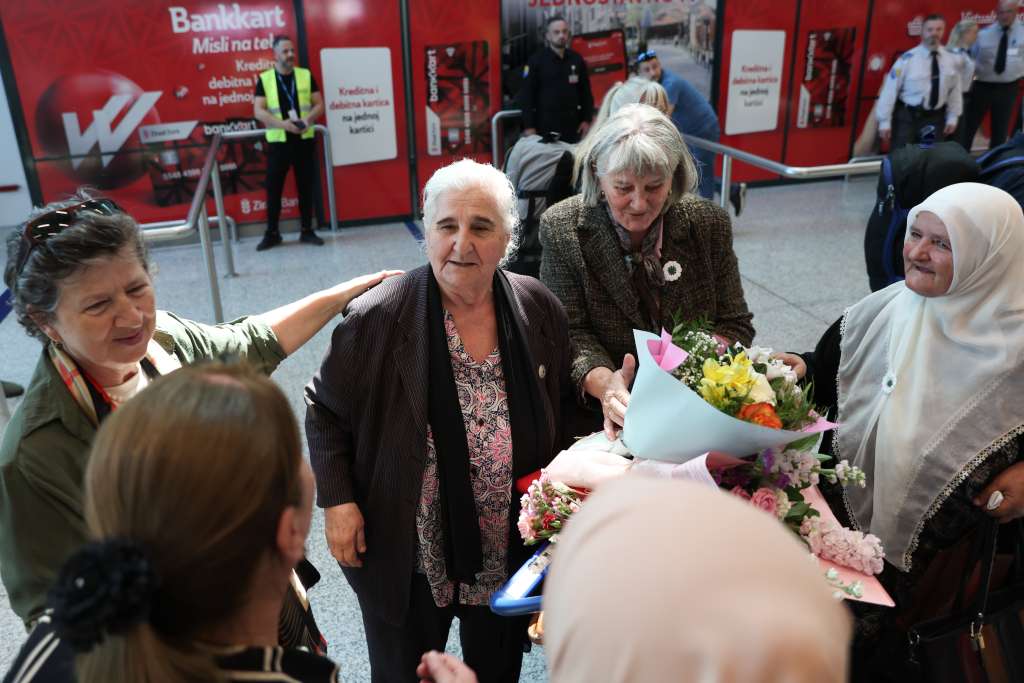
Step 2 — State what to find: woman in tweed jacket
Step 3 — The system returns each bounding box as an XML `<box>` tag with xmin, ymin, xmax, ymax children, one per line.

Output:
<box><xmin>540</xmin><ymin>104</ymin><xmax>754</xmax><ymax>436</ymax></box>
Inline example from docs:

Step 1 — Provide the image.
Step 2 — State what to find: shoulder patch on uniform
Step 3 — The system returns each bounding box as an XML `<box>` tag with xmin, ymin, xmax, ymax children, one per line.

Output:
<box><xmin>523</xmin><ymin>65</ymin><xmax>530</xmax><ymax>78</ymax></box>
<box><xmin>898</xmin><ymin>52</ymin><xmax>912</xmax><ymax>61</ymax></box>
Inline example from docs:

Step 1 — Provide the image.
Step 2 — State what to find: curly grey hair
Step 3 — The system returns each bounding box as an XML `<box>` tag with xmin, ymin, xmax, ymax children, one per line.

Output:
<box><xmin>3</xmin><ymin>190</ymin><xmax>150</xmax><ymax>344</ymax></box>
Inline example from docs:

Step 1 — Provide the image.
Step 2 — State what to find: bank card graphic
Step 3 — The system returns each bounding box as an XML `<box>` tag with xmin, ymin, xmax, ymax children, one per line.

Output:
<box><xmin>796</xmin><ymin>28</ymin><xmax>856</xmax><ymax>128</ymax></box>
<box><xmin>425</xmin><ymin>41</ymin><xmax>490</xmax><ymax>156</ymax></box>
<box><xmin>571</xmin><ymin>30</ymin><xmax>627</xmax><ymax>108</ymax></box>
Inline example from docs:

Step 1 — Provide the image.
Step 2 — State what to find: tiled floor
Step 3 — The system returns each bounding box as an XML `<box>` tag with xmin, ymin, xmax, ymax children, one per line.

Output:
<box><xmin>0</xmin><ymin>176</ymin><xmax>876</xmax><ymax>680</ymax></box>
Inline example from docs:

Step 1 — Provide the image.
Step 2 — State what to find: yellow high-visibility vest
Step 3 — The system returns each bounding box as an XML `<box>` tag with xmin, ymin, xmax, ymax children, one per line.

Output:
<box><xmin>259</xmin><ymin>67</ymin><xmax>314</xmax><ymax>142</ymax></box>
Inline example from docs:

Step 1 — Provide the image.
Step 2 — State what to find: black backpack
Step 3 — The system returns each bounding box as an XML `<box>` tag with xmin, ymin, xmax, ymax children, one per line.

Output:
<box><xmin>864</xmin><ymin>142</ymin><xmax>979</xmax><ymax>292</ymax></box>
<box><xmin>978</xmin><ymin>133</ymin><xmax>1024</xmax><ymax>207</ymax></box>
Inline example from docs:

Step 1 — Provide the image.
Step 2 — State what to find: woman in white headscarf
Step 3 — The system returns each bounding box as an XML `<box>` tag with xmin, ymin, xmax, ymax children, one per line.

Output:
<box><xmin>778</xmin><ymin>182</ymin><xmax>1024</xmax><ymax>681</ymax></box>
<box><xmin>418</xmin><ymin>477</ymin><xmax>851</xmax><ymax>683</ymax></box>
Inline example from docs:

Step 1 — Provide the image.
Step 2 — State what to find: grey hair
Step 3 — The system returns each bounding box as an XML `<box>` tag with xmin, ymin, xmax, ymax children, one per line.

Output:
<box><xmin>578</xmin><ymin>103</ymin><xmax>698</xmax><ymax>208</ymax></box>
<box><xmin>421</xmin><ymin>158</ymin><xmax>520</xmax><ymax>265</ymax></box>
<box><xmin>575</xmin><ymin>79</ymin><xmax>671</xmax><ymax>184</ymax></box>
<box><xmin>946</xmin><ymin>20</ymin><xmax>978</xmax><ymax>48</ymax></box>
<box><xmin>3</xmin><ymin>189</ymin><xmax>150</xmax><ymax>344</ymax></box>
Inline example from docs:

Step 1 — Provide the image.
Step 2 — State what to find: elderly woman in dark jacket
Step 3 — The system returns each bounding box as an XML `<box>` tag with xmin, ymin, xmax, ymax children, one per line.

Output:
<box><xmin>305</xmin><ymin>159</ymin><xmax>574</xmax><ymax>683</ymax></box>
<box><xmin>540</xmin><ymin>103</ymin><xmax>754</xmax><ymax>437</ymax></box>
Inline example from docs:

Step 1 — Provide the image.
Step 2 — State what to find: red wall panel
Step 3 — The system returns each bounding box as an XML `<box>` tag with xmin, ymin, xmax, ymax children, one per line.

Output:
<box><xmin>782</xmin><ymin>3</ymin><xmax>870</xmax><ymax>167</ymax></box>
<box><xmin>716</xmin><ymin>0</ymin><xmax>799</xmax><ymax>182</ymax></box>
<box><xmin>407</xmin><ymin>0</ymin><xmax>502</xmax><ymax>200</ymax></box>
<box><xmin>302</xmin><ymin>0</ymin><xmax>412</xmax><ymax>221</ymax></box>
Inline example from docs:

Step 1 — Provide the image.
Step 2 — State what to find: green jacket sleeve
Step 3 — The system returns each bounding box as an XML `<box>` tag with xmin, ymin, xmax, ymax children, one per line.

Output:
<box><xmin>0</xmin><ymin>426</ymin><xmax>90</xmax><ymax>625</ymax></box>
<box><xmin>157</xmin><ymin>311</ymin><xmax>287</xmax><ymax>373</ymax></box>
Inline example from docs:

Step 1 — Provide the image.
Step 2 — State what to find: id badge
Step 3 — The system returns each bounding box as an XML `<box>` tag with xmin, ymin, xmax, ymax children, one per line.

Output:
<box><xmin>1009</xmin><ymin>48</ymin><xmax>1020</xmax><ymax>57</ymax></box>
<box><xmin>288</xmin><ymin>108</ymin><xmax>300</xmax><ymax>121</ymax></box>
<box><xmin>568</xmin><ymin>74</ymin><xmax>579</xmax><ymax>84</ymax></box>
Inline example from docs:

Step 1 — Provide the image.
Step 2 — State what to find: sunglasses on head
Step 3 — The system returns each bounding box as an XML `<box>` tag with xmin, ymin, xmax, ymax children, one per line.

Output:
<box><xmin>16</xmin><ymin>198</ymin><xmax>122</xmax><ymax>275</ymax></box>
<box><xmin>636</xmin><ymin>50</ymin><xmax>658</xmax><ymax>63</ymax></box>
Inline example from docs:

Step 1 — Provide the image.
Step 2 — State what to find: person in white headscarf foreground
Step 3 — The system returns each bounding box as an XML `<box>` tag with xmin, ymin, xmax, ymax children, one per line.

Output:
<box><xmin>777</xmin><ymin>182</ymin><xmax>1024</xmax><ymax>681</ymax></box>
<box><xmin>418</xmin><ymin>478</ymin><xmax>851</xmax><ymax>683</ymax></box>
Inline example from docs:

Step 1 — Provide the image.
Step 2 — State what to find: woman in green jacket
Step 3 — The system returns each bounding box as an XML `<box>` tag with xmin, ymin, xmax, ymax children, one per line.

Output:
<box><xmin>0</xmin><ymin>193</ymin><xmax>397</xmax><ymax>630</ymax></box>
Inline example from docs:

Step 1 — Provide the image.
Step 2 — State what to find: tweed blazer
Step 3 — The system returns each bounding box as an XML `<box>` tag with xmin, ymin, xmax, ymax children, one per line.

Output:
<box><xmin>304</xmin><ymin>265</ymin><xmax>573</xmax><ymax>626</ymax></box>
<box><xmin>539</xmin><ymin>193</ymin><xmax>754</xmax><ymax>390</ymax></box>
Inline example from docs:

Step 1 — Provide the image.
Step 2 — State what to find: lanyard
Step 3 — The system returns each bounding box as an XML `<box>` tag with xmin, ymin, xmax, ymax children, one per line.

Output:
<box><xmin>276</xmin><ymin>71</ymin><xmax>298</xmax><ymax>112</ymax></box>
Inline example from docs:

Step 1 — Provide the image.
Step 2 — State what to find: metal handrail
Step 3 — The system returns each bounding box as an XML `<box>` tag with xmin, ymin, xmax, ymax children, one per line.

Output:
<box><xmin>491</xmin><ymin>109</ymin><xmax>523</xmax><ymax>169</ymax></box>
<box><xmin>137</xmin><ymin>124</ymin><xmax>337</xmax><ymax>323</ymax></box>
<box><xmin>489</xmin><ymin>109</ymin><xmax>884</xmax><ymax>210</ymax></box>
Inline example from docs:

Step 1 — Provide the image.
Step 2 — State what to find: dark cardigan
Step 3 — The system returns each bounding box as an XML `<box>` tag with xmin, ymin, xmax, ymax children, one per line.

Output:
<box><xmin>304</xmin><ymin>265</ymin><xmax>574</xmax><ymax>626</ymax></box>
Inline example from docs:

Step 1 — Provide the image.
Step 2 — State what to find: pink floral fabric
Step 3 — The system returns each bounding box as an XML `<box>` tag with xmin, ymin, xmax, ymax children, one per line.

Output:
<box><xmin>416</xmin><ymin>311</ymin><xmax>514</xmax><ymax>607</ymax></box>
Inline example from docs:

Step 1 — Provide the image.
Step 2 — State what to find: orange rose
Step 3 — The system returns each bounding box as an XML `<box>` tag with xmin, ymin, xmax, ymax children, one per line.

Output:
<box><xmin>737</xmin><ymin>402</ymin><xmax>783</xmax><ymax>429</ymax></box>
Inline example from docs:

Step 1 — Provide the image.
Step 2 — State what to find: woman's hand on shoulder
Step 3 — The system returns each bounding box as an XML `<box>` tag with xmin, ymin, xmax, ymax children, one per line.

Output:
<box><xmin>975</xmin><ymin>461</ymin><xmax>1024</xmax><ymax>522</ymax></box>
<box><xmin>331</xmin><ymin>270</ymin><xmax>404</xmax><ymax>312</ymax></box>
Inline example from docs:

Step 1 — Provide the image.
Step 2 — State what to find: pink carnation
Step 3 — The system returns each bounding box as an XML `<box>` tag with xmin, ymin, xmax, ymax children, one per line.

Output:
<box><xmin>730</xmin><ymin>486</ymin><xmax>751</xmax><ymax>501</ymax></box>
<box><xmin>750</xmin><ymin>487</ymin><xmax>778</xmax><ymax>516</ymax></box>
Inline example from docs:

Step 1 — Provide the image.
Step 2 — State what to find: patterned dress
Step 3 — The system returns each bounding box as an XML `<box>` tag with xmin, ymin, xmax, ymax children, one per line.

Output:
<box><xmin>415</xmin><ymin>311</ymin><xmax>514</xmax><ymax>608</ymax></box>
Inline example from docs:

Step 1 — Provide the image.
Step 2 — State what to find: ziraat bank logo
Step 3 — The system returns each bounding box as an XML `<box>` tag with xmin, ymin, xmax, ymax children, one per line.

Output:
<box><xmin>35</xmin><ymin>71</ymin><xmax>164</xmax><ymax>189</ymax></box>
<box><xmin>907</xmin><ymin>16</ymin><xmax>923</xmax><ymax>37</ymax></box>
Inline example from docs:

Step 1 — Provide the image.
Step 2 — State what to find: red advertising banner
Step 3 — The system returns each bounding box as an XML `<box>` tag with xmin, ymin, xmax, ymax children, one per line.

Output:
<box><xmin>570</xmin><ymin>30</ymin><xmax>628</xmax><ymax>108</ymax></box>
<box><xmin>303</xmin><ymin>0</ymin><xmax>412</xmax><ymax>221</ymax></box>
<box><xmin>2</xmin><ymin>0</ymin><xmax>302</xmax><ymax>224</ymax></box>
<box><xmin>409</xmin><ymin>0</ymin><xmax>502</xmax><ymax>191</ymax></box>
<box><xmin>795</xmin><ymin>28</ymin><xmax>857</xmax><ymax>129</ymax></box>
<box><xmin>423</xmin><ymin>41</ymin><xmax>492</xmax><ymax>158</ymax></box>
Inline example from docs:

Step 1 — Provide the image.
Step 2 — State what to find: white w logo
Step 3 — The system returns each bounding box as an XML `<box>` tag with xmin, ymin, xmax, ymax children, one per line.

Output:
<box><xmin>62</xmin><ymin>92</ymin><xmax>163</xmax><ymax>169</ymax></box>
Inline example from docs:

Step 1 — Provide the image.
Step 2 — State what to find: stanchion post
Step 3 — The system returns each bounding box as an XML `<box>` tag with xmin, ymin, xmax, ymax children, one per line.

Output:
<box><xmin>211</xmin><ymin>161</ymin><xmax>237</xmax><ymax>277</ymax></box>
<box><xmin>720</xmin><ymin>154</ymin><xmax>733</xmax><ymax>210</ymax></box>
<box><xmin>317</xmin><ymin>125</ymin><xmax>338</xmax><ymax>233</ymax></box>
<box><xmin>197</xmin><ymin>210</ymin><xmax>225</xmax><ymax>322</ymax></box>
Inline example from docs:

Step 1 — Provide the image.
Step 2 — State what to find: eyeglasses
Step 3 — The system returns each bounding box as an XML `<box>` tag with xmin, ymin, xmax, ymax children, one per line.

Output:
<box><xmin>16</xmin><ymin>199</ymin><xmax>122</xmax><ymax>275</ymax></box>
<box><xmin>636</xmin><ymin>50</ymin><xmax>658</xmax><ymax>63</ymax></box>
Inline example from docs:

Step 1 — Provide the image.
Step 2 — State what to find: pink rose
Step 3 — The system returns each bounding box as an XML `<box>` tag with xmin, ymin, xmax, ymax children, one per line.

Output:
<box><xmin>730</xmin><ymin>485</ymin><xmax>751</xmax><ymax>501</ymax></box>
<box><xmin>750</xmin><ymin>487</ymin><xmax>778</xmax><ymax>516</ymax></box>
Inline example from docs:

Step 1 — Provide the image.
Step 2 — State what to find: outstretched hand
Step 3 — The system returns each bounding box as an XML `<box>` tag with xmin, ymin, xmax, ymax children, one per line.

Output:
<box><xmin>417</xmin><ymin>651</ymin><xmax>478</xmax><ymax>683</ymax></box>
<box><xmin>602</xmin><ymin>353</ymin><xmax>636</xmax><ymax>440</ymax></box>
<box><xmin>974</xmin><ymin>462</ymin><xmax>1024</xmax><ymax>523</ymax></box>
<box><xmin>773</xmin><ymin>352</ymin><xmax>807</xmax><ymax>381</ymax></box>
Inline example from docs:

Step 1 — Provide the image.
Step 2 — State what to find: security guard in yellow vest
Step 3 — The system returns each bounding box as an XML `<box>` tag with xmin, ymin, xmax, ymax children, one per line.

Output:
<box><xmin>253</xmin><ymin>35</ymin><xmax>324</xmax><ymax>250</ymax></box>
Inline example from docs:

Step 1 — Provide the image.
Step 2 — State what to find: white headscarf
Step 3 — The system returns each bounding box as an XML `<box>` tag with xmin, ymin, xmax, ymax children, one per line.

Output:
<box><xmin>836</xmin><ymin>182</ymin><xmax>1024</xmax><ymax>572</ymax></box>
<box><xmin>544</xmin><ymin>478</ymin><xmax>851</xmax><ymax>683</ymax></box>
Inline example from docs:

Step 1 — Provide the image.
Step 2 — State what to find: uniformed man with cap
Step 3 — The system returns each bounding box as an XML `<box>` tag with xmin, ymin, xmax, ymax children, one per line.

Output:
<box><xmin>518</xmin><ymin>15</ymin><xmax>594</xmax><ymax>144</ymax></box>
<box><xmin>253</xmin><ymin>35</ymin><xmax>325</xmax><ymax>251</ymax></box>
<box><xmin>877</xmin><ymin>14</ymin><xmax>963</xmax><ymax>150</ymax></box>
<box><xmin>961</xmin><ymin>0</ymin><xmax>1024</xmax><ymax>149</ymax></box>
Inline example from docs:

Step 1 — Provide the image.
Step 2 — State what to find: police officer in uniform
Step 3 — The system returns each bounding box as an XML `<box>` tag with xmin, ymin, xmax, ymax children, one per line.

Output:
<box><xmin>962</xmin><ymin>0</ymin><xmax>1024</xmax><ymax>150</ymax></box>
<box><xmin>519</xmin><ymin>15</ymin><xmax>594</xmax><ymax>144</ymax></box>
<box><xmin>253</xmin><ymin>35</ymin><xmax>325</xmax><ymax>251</ymax></box>
<box><xmin>877</xmin><ymin>14</ymin><xmax>963</xmax><ymax>150</ymax></box>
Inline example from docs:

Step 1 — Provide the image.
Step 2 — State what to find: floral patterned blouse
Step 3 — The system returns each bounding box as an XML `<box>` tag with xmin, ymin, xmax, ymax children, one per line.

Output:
<box><xmin>415</xmin><ymin>311</ymin><xmax>514</xmax><ymax>608</ymax></box>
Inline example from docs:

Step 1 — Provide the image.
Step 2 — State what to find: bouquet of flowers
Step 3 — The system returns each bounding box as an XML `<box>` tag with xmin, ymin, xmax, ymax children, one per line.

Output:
<box><xmin>499</xmin><ymin>324</ymin><xmax>892</xmax><ymax>616</ymax></box>
<box><xmin>517</xmin><ymin>473</ymin><xmax>584</xmax><ymax>546</ymax></box>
